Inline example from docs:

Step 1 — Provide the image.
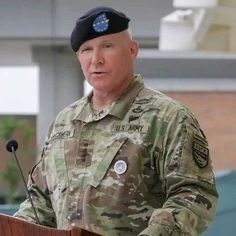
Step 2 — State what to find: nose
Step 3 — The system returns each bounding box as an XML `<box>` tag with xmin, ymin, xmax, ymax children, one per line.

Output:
<box><xmin>91</xmin><ymin>49</ymin><xmax>104</xmax><ymax>66</ymax></box>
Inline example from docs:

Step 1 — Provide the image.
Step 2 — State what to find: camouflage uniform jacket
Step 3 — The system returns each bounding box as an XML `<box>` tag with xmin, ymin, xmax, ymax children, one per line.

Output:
<box><xmin>15</xmin><ymin>75</ymin><xmax>218</xmax><ymax>236</ymax></box>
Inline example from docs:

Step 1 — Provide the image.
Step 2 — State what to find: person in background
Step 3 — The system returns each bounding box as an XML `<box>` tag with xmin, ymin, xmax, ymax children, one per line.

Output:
<box><xmin>14</xmin><ymin>6</ymin><xmax>218</xmax><ymax>236</ymax></box>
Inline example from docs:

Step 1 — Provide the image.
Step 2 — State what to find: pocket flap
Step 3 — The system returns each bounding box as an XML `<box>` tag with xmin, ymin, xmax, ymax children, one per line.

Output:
<box><xmin>90</xmin><ymin>137</ymin><xmax>127</xmax><ymax>188</ymax></box>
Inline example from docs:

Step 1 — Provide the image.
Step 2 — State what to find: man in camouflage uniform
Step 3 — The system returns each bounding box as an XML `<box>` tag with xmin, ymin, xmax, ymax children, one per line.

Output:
<box><xmin>14</xmin><ymin>6</ymin><xmax>218</xmax><ymax>236</ymax></box>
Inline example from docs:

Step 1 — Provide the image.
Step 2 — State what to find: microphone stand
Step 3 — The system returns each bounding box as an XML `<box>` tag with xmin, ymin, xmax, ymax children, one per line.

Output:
<box><xmin>9</xmin><ymin>143</ymin><xmax>40</xmax><ymax>225</ymax></box>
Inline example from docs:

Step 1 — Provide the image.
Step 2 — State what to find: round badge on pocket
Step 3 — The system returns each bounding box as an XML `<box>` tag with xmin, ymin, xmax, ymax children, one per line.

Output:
<box><xmin>114</xmin><ymin>160</ymin><xmax>127</xmax><ymax>175</ymax></box>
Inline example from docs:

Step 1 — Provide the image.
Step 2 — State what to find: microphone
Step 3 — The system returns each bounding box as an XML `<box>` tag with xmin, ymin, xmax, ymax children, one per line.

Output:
<box><xmin>6</xmin><ymin>139</ymin><xmax>40</xmax><ymax>225</ymax></box>
<box><xmin>6</xmin><ymin>139</ymin><xmax>18</xmax><ymax>152</ymax></box>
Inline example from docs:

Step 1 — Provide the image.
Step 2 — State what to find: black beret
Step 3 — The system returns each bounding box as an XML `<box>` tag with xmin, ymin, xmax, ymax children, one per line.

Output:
<box><xmin>70</xmin><ymin>6</ymin><xmax>130</xmax><ymax>52</ymax></box>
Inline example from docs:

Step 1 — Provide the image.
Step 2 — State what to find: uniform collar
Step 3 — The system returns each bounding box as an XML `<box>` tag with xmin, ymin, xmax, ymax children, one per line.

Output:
<box><xmin>73</xmin><ymin>74</ymin><xmax>144</xmax><ymax>122</ymax></box>
<box><xmin>109</xmin><ymin>74</ymin><xmax>144</xmax><ymax>119</ymax></box>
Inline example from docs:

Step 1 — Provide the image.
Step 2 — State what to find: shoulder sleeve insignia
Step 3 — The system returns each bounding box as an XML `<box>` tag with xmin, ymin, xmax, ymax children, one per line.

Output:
<box><xmin>192</xmin><ymin>141</ymin><xmax>209</xmax><ymax>168</ymax></box>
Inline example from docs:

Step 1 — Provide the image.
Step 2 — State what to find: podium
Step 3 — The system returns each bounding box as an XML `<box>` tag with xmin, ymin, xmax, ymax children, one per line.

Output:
<box><xmin>0</xmin><ymin>214</ymin><xmax>101</xmax><ymax>236</ymax></box>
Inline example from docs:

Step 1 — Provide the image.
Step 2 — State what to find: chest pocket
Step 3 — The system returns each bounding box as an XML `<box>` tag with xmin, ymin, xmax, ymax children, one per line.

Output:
<box><xmin>87</xmin><ymin>136</ymin><xmax>158</xmax><ymax>209</ymax></box>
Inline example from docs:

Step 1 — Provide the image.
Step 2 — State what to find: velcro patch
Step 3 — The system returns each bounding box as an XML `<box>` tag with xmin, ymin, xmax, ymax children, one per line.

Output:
<box><xmin>192</xmin><ymin>141</ymin><xmax>209</xmax><ymax>168</ymax></box>
<box><xmin>111</xmin><ymin>123</ymin><xmax>149</xmax><ymax>133</ymax></box>
<box><xmin>50</xmin><ymin>129</ymin><xmax>74</xmax><ymax>141</ymax></box>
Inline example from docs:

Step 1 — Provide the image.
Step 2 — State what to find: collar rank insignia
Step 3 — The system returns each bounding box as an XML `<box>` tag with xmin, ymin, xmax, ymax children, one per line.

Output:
<box><xmin>93</xmin><ymin>13</ymin><xmax>109</xmax><ymax>32</ymax></box>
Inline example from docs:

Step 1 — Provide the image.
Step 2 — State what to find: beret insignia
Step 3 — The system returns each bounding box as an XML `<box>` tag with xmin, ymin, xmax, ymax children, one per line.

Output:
<box><xmin>93</xmin><ymin>13</ymin><xmax>109</xmax><ymax>32</ymax></box>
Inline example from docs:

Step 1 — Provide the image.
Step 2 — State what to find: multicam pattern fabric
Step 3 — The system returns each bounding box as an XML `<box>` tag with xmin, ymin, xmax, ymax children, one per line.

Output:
<box><xmin>14</xmin><ymin>75</ymin><xmax>218</xmax><ymax>236</ymax></box>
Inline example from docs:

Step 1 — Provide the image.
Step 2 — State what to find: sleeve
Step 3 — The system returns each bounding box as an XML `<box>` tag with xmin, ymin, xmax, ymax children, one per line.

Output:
<box><xmin>14</xmin><ymin>123</ymin><xmax>57</xmax><ymax>228</ymax></box>
<box><xmin>139</xmin><ymin>108</ymin><xmax>218</xmax><ymax>236</ymax></box>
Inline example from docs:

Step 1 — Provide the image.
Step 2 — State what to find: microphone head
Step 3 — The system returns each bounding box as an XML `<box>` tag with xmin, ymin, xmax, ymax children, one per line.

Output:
<box><xmin>6</xmin><ymin>139</ymin><xmax>18</xmax><ymax>152</ymax></box>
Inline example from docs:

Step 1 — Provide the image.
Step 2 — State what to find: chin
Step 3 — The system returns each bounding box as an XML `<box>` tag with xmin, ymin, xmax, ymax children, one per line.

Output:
<box><xmin>94</xmin><ymin>86</ymin><xmax>112</xmax><ymax>92</ymax></box>
<box><xmin>89</xmin><ymin>80</ymin><xmax>111</xmax><ymax>90</ymax></box>
<box><xmin>94</xmin><ymin>84</ymin><xmax>115</xmax><ymax>93</ymax></box>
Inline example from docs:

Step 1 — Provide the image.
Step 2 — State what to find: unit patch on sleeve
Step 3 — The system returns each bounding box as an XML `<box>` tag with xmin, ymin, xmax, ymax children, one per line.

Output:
<box><xmin>192</xmin><ymin>141</ymin><xmax>209</xmax><ymax>168</ymax></box>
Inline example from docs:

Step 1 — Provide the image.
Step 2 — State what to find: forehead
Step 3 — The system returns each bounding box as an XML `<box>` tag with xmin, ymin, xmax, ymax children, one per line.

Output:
<box><xmin>80</xmin><ymin>32</ymin><xmax>125</xmax><ymax>48</ymax></box>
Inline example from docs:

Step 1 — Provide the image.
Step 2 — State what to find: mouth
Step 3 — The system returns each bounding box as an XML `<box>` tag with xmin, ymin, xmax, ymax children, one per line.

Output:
<box><xmin>92</xmin><ymin>71</ymin><xmax>106</xmax><ymax>76</ymax></box>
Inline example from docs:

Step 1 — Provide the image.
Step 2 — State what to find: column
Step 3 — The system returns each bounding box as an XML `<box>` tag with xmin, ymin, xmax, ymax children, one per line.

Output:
<box><xmin>32</xmin><ymin>45</ymin><xmax>84</xmax><ymax>150</ymax></box>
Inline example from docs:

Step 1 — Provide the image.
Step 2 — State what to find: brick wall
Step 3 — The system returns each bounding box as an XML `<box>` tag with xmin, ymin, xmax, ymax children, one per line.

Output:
<box><xmin>165</xmin><ymin>91</ymin><xmax>236</xmax><ymax>171</ymax></box>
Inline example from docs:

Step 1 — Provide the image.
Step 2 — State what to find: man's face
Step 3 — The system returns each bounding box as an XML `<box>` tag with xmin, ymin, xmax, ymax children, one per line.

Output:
<box><xmin>76</xmin><ymin>31</ymin><xmax>139</xmax><ymax>94</ymax></box>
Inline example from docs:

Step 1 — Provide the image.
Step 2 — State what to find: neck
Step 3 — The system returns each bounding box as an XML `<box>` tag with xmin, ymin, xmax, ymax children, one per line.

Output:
<box><xmin>91</xmin><ymin>92</ymin><xmax>118</xmax><ymax>111</ymax></box>
<box><xmin>91</xmin><ymin>75</ymin><xmax>135</xmax><ymax>111</ymax></box>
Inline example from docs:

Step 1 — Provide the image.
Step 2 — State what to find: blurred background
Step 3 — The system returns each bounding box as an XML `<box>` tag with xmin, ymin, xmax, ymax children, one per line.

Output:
<box><xmin>0</xmin><ymin>0</ymin><xmax>236</xmax><ymax>235</ymax></box>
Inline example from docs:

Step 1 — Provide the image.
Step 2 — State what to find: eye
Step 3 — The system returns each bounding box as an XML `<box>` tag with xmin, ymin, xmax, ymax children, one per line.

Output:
<box><xmin>80</xmin><ymin>46</ymin><xmax>92</xmax><ymax>53</ymax></box>
<box><xmin>103</xmin><ymin>43</ymin><xmax>113</xmax><ymax>49</ymax></box>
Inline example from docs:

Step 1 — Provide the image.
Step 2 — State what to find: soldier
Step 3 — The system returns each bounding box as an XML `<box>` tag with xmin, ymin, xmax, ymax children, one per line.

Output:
<box><xmin>14</xmin><ymin>6</ymin><xmax>218</xmax><ymax>236</ymax></box>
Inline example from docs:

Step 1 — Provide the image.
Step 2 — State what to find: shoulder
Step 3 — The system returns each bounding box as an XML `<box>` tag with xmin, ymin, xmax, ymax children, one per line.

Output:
<box><xmin>137</xmin><ymin>85</ymin><xmax>195</xmax><ymax>122</ymax></box>
<box><xmin>54</xmin><ymin>96</ymin><xmax>88</xmax><ymax>125</ymax></box>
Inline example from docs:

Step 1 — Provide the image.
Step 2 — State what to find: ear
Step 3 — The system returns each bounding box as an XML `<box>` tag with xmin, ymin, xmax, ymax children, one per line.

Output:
<box><xmin>75</xmin><ymin>51</ymin><xmax>83</xmax><ymax>68</ymax></box>
<box><xmin>75</xmin><ymin>51</ymin><xmax>80</xmax><ymax>61</ymax></box>
<box><xmin>130</xmin><ymin>40</ymin><xmax>139</xmax><ymax>59</ymax></box>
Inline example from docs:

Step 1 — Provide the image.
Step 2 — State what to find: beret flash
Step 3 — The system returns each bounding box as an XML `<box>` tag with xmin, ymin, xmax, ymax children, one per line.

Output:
<box><xmin>70</xmin><ymin>6</ymin><xmax>130</xmax><ymax>52</ymax></box>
